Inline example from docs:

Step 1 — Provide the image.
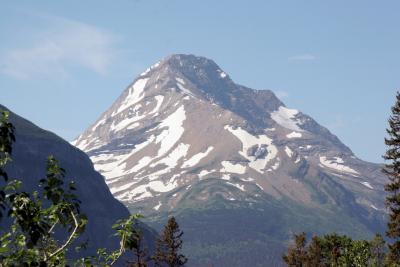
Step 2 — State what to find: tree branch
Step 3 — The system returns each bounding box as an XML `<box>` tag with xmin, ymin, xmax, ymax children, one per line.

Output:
<box><xmin>48</xmin><ymin>219</ymin><xmax>59</xmax><ymax>234</ymax></box>
<box><xmin>48</xmin><ymin>210</ymin><xmax>79</xmax><ymax>260</ymax></box>
<box><xmin>110</xmin><ymin>232</ymin><xmax>126</xmax><ymax>265</ymax></box>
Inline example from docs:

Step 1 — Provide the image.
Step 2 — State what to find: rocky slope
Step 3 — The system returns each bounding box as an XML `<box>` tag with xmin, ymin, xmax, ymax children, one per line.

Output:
<box><xmin>73</xmin><ymin>54</ymin><xmax>387</xmax><ymax>266</ymax></box>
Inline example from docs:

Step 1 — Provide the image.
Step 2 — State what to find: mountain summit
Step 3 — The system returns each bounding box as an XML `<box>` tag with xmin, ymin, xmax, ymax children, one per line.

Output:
<box><xmin>73</xmin><ymin>54</ymin><xmax>386</xmax><ymax>266</ymax></box>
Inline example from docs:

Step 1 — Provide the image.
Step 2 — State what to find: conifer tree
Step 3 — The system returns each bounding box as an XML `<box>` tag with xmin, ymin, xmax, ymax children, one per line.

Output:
<box><xmin>282</xmin><ymin>232</ymin><xmax>308</xmax><ymax>266</ymax></box>
<box><xmin>306</xmin><ymin>236</ymin><xmax>322</xmax><ymax>266</ymax></box>
<box><xmin>127</xmin><ymin>229</ymin><xmax>148</xmax><ymax>267</ymax></box>
<box><xmin>369</xmin><ymin>234</ymin><xmax>386</xmax><ymax>266</ymax></box>
<box><xmin>383</xmin><ymin>92</ymin><xmax>400</xmax><ymax>263</ymax></box>
<box><xmin>153</xmin><ymin>216</ymin><xmax>187</xmax><ymax>267</ymax></box>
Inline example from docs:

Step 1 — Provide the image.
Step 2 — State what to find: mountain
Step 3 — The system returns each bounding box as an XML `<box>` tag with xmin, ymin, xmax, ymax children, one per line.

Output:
<box><xmin>0</xmin><ymin>104</ymin><xmax>157</xmax><ymax>264</ymax></box>
<box><xmin>73</xmin><ymin>54</ymin><xmax>387</xmax><ymax>266</ymax></box>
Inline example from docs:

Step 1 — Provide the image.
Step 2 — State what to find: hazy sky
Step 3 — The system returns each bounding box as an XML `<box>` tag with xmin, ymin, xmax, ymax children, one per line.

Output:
<box><xmin>1</xmin><ymin>1</ymin><xmax>399</xmax><ymax>163</ymax></box>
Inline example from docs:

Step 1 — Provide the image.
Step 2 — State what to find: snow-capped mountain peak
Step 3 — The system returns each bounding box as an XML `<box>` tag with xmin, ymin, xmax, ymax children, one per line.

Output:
<box><xmin>72</xmin><ymin>54</ymin><xmax>387</xmax><ymax>265</ymax></box>
<box><xmin>73</xmin><ymin>54</ymin><xmax>384</xmax><ymax>215</ymax></box>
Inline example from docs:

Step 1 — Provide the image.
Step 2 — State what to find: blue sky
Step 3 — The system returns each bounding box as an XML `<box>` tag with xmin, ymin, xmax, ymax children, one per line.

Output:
<box><xmin>0</xmin><ymin>0</ymin><xmax>398</xmax><ymax>163</ymax></box>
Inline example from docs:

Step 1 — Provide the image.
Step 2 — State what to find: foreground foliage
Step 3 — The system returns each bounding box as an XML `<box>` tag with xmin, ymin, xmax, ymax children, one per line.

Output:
<box><xmin>0</xmin><ymin>110</ymin><xmax>187</xmax><ymax>266</ymax></box>
<box><xmin>283</xmin><ymin>233</ymin><xmax>386</xmax><ymax>267</ymax></box>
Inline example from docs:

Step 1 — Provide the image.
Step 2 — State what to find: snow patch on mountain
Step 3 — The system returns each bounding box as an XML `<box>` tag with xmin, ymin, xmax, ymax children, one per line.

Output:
<box><xmin>140</xmin><ymin>61</ymin><xmax>161</xmax><ymax>76</ymax></box>
<box><xmin>226</xmin><ymin>182</ymin><xmax>245</xmax><ymax>191</ymax></box>
<box><xmin>93</xmin><ymin>135</ymin><xmax>156</xmax><ymax>179</ymax></box>
<box><xmin>149</xmin><ymin>95</ymin><xmax>164</xmax><ymax>116</ymax></box>
<box><xmin>224</xmin><ymin>126</ymin><xmax>278</xmax><ymax>173</ymax></box>
<box><xmin>150</xmin><ymin>143</ymin><xmax>190</xmax><ymax>170</ymax></box>
<box><xmin>131</xmin><ymin>156</ymin><xmax>153</xmax><ymax>173</ymax></box>
<box><xmin>319</xmin><ymin>156</ymin><xmax>359</xmax><ymax>175</ymax></box>
<box><xmin>154</xmin><ymin>201</ymin><xmax>162</xmax><ymax>210</ymax></box>
<box><xmin>271</xmin><ymin>106</ymin><xmax>303</xmax><ymax>132</ymax></box>
<box><xmin>285</xmin><ymin>146</ymin><xmax>293</xmax><ymax>158</ymax></box>
<box><xmin>117</xmin><ymin>180</ymin><xmax>177</xmax><ymax>202</ymax></box>
<box><xmin>361</xmin><ymin>181</ymin><xmax>374</xmax><ymax>189</ymax></box>
<box><xmin>155</xmin><ymin>105</ymin><xmax>186</xmax><ymax>157</ymax></box>
<box><xmin>221</xmin><ymin>174</ymin><xmax>231</xmax><ymax>180</ymax></box>
<box><xmin>110</xmin><ymin>180</ymin><xmax>137</xmax><ymax>194</ymax></box>
<box><xmin>148</xmin><ymin>180</ymin><xmax>176</xmax><ymax>192</ymax></box>
<box><xmin>220</xmin><ymin>161</ymin><xmax>247</xmax><ymax>174</ymax></box>
<box><xmin>114</xmin><ymin>78</ymin><xmax>149</xmax><ymax>116</ymax></box>
<box><xmin>182</xmin><ymin>146</ymin><xmax>214</xmax><ymax>168</ymax></box>
<box><xmin>272</xmin><ymin>160</ymin><xmax>280</xmax><ymax>170</ymax></box>
<box><xmin>176</xmin><ymin>77</ymin><xmax>186</xmax><ymax>84</ymax></box>
<box><xmin>198</xmin><ymin>169</ymin><xmax>216</xmax><ymax>178</ymax></box>
<box><xmin>92</xmin><ymin>117</ymin><xmax>106</xmax><ymax>131</ymax></box>
<box><xmin>75</xmin><ymin>137</ymin><xmax>106</xmax><ymax>152</ymax></box>
<box><xmin>111</xmin><ymin>112</ymin><xmax>145</xmax><ymax>133</ymax></box>
<box><xmin>287</xmin><ymin>132</ymin><xmax>302</xmax><ymax>138</ymax></box>
<box><xmin>176</xmin><ymin>83</ymin><xmax>195</xmax><ymax>97</ymax></box>
<box><xmin>127</xmin><ymin>122</ymin><xmax>140</xmax><ymax>130</ymax></box>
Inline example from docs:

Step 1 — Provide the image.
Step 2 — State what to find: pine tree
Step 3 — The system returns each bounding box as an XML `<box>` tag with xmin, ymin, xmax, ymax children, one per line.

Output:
<box><xmin>282</xmin><ymin>232</ymin><xmax>308</xmax><ymax>266</ymax></box>
<box><xmin>369</xmin><ymin>234</ymin><xmax>386</xmax><ymax>267</ymax></box>
<box><xmin>306</xmin><ymin>236</ymin><xmax>322</xmax><ymax>267</ymax></box>
<box><xmin>383</xmin><ymin>92</ymin><xmax>400</xmax><ymax>263</ymax></box>
<box><xmin>127</xmin><ymin>230</ymin><xmax>148</xmax><ymax>267</ymax></box>
<box><xmin>153</xmin><ymin>216</ymin><xmax>187</xmax><ymax>267</ymax></box>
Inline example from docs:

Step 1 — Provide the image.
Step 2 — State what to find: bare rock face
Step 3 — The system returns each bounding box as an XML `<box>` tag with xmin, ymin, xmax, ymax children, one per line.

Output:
<box><xmin>73</xmin><ymin>54</ymin><xmax>387</xmax><ymax>266</ymax></box>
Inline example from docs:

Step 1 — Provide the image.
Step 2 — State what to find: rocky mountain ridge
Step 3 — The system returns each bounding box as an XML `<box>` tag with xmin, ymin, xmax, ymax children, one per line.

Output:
<box><xmin>73</xmin><ymin>54</ymin><xmax>386</xmax><ymax>266</ymax></box>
